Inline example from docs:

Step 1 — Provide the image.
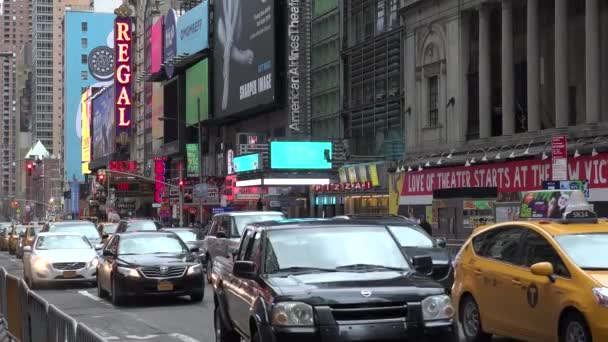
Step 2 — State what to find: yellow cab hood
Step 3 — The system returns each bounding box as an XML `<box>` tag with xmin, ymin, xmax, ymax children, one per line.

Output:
<box><xmin>587</xmin><ymin>271</ymin><xmax>608</xmax><ymax>287</ymax></box>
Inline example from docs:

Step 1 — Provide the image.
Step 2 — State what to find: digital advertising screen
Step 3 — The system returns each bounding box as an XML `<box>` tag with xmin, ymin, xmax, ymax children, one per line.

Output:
<box><xmin>270</xmin><ymin>141</ymin><xmax>332</xmax><ymax>170</ymax></box>
<box><xmin>92</xmin><ymin>85</ymin><xmax>115</xmax><ymax>160</ymax></box>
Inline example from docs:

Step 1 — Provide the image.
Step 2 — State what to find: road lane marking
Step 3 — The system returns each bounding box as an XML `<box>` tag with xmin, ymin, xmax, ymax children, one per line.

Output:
<box><xmin>78</xmin><ymin>290</ymin><xmax>102</xmax><ymax>301</ymax></box>
<box><xmin>125</xmin><ymin>335</ymin><xmax>158</xmax><ymax>340</ymax></box>
<box><xmin>168</xmin><ymin>333</ymin><xmax>201</xmax><ymax>342</ymax></box>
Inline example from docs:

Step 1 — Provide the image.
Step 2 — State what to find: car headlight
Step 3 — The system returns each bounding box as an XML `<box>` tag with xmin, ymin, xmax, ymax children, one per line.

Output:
<box><xmin>271</xmin><ymin>301</ymin><xmax>314</xmax><ymax>326</ymax></box>
<box><xmin>421</xmin><ymin>295</ymin><xmax>454</xmax><ymax>321</ymax></box>
<box><xmin>593</xmin><ymin>287</ymin><xmax>608</xmax><ymax>307</ymax></box>
<box><xmin>117</xmin><ymin>266</ymin><xmax>140</xmax><ymax>278</ymax></box>
<box><xmin>187</xmin><ymin>263</ymin><xmax>202</xmax><ymax>275</ymax></box>
<box><xmin>33</xmin><ymin>257</ymin><xmax>49</xmax><ymax>271</ymax></box>
<box><xmin>88</xmin><ymin>257</ymin><xmax>99</xmax><ymax>268</ymax></box>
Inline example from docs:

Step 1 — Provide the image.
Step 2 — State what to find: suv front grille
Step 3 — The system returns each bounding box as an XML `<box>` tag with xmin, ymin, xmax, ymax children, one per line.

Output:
<box><xmin>53</xmin><ymin>262</ymin><xmax>86</xmax><ymax>270</ymax></box>
<box><xmin>140</xmin><ymin>266</ymin><xmax>186</xmax><ymax>278</ymax></box>
<box><xmin>329</xmin><ymin>302</ymin><xmax>408</xmax><ymax>321</ymax></box>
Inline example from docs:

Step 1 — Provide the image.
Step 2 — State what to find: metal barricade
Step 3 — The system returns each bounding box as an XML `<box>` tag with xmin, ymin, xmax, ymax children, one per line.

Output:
<box><xmin>0</xmin><ymin>268</ymin><xmax>6</xmax><ymax>317</ymax></box>
<box><xmin>27</xmin><ymin>290</ymin><xmax>49</xmax><ymax>342</ymax></box>
<box><xmin>4</xmin><ymin>274</ymin><xmax>21</xmax><ymax>341</ymax></box>
<box><xmin>76</xmin><ymin>322</ymin><xmax>107</xmax><ymax>342</ymax></box>
<box><xmin>47</xmin><ymin>304</ymin><xmax>77</xmax><ymax>342</ymax></box>
<box><xmin>18</xmin><ymin>279</ymin><xmax>29</xmax><ymax>342</ymax></box>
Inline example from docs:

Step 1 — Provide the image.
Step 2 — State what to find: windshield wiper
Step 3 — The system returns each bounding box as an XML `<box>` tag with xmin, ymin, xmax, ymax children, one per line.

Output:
<box><xmin>335</xmin><ymin>264</ymin><xmax>408</xmax><ymax>272</ymax></box>
<box><xmin>582</xmin><ymin>267</ymin><xmax>608</xmax><ymax>271</ymax></box>
<box><xmin>272</xmin><ymin>266</ymin><xmax>337</xmax><ymax>275</ymax></box>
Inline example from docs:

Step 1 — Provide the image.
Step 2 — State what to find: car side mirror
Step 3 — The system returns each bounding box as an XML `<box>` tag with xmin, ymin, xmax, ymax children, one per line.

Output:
<box><xmin>531</xmin><ymin>262</ymin><xmax>555</xmax><ymax>283</ymax></box>
<box><xmin>412</xmin><ymin>255</ymin><xmax>434</xmax><ymax>275</ymax></box>
<box><xmin>102</xmin><ymin>234</ymin><xmax>109</xmax><ymax>239</ymax></box>
<box><xmin>233</xmin><ymin>261</ymin><xmax>258</xmax><ymax>280</ymax></box>
<box><xmin>216</xmin><ymin>231</ymin><xmax>227</xmax><ymax>239</ymax></box>
<box><xmin>102</xmin><ymin>250</ymin><xmax>115</xmax><ymax>257</ymax></box>
<box><xmin>189</xmin><ymin>246</ymin><xmax>200</xmax><ymax>253</ymax></box>
<box><xmin>434</xmin><ymin>237</ymin><xmax>447</xmax><ymax>248</ymax></box>
<box><xmin>23</xmin><ymin>246</ymin><xmax>31</xmax><ymax>253</ymax></box>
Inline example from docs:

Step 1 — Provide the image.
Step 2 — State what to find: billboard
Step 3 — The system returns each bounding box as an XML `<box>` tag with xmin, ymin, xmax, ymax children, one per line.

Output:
<box><xmin>185</xmin><ymin>59</ymin><xmax>208</xmax><ymax>125</ymax></box>
<box><xmin>164</xmin><ymin>9</ymin><xmax>177</xmax><ymax>78</ymax></box>
<box><xmin>213</xmin><ymin>0</ymin><xmax>275</xmax><ymax>118</ymax></box>
<box><xmin>186</xmin><ymin>144</ymin><xmax>199</xmax><ymax>178</ymax></box>
<box><xmin>270</xmin><ymin>141</ymin><xmax>332</xmax><ymax>169</ymax></box>
<box><xmin>150</xmin><ymin>17</ymin><xmax>163</xmax><ymax>74</ymax></box>
<box><xmin>92</xmin><ymin>85</ymin><xmax>115</xmax><ymax>160</ymax></box>
<box><xmin>152</xmin><ymin>83</ymin><xmax>164</xmax><ymax>153</ymax></box>
<box><xmin>115</xmin><ymin>16</ymin><xmax>133</xmax><ymax>147</ymax></box>
<box><xmin>233</xmin><ymin>153</ymin><xmax>261</xmax><ymax>173</ymax></box>
<box><xmin>176</xmin><ymin>1</ymin><xmax>209</xmax><ymax>56</ymax></box>
<box><xmin>81</xmin><ymin>89</ymin><xmax>93</xmax><ymax>175</ymax></box>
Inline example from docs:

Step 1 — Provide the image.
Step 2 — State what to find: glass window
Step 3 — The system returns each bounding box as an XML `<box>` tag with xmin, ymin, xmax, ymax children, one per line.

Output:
<box><xmin>51</xmin><ymin>225</ymin><xmax>100</xmax><ymax>240</ymax></box>
<box><xmin>101</xmin><ymin>224</ymin><xmax>118</xmax><ymax>234</ymax></box>
<box><xmin>246</xmin><ymin>233</ymin><xmax>262</xmax><ymax>263</ymax></box>
<box><xmin>81</xmin><ymin>37</ymin><xmax>87</xmax><ymax>48</ymax></box>
<box><xmin>556</xmin><ymin>233</ymin><xmax>608</xmax><ymax>270</ymax></box>
<box><xmin>238</xmin><ymin>229</ymin><xmax>254</xmax><ymax>260</ymax></box>
<box><xmin>233</xmin><ymin>214</ymin><xmax>285</xmax><ymax>236</ymax></box>
<box><xmin>81</xmin><ymin>21</ymin><xmax>87</xmax><ymax>32</ymax></box>
<box><xmin>428</xmin><ymin>76</ymin><xmax>439</xmax><ymax>127</ymax></box>
<box><xmin>80</xmin><ymin>70</ymin><xmax>87</xmax><ymax>80</ymax></box>
<box><xmin>388</xmin><ymin>225</ymin><xmax>434</xmax><ymax>247</ymax></box>
<box><xmin>479</xmin><ymin>228</ymin><xmax>524</xmax><ymax>264</ymax></box>
<box><xmin>173</xmin><ymin>230</ymin><xmax>196</xmax><ymax>243</ymax></box>
<box><xmin>125</xmin><ymin>221</ymin><xmax>159</xmax><ymax>232</ymax></box>
<box><xmin>36</xmin><ymin>235</ymin><xmax>92</xmax><ymax>250</ymax></box>
<box><xmin>522</xmin><ymin>231</ymin><xmax>569</xmax><ymax>277</ymax></box>
<box><xmin>118</xmin><ymin>235</ymin><xmax>186</xmax><ymax>255</ymax></box>
<box><xmin>81</xmin><ymin>54</ymin><xmax>87</xmax><ymax>64</ymax></box>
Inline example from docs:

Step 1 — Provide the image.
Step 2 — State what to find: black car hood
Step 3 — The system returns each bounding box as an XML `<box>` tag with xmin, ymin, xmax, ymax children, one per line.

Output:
<box><xmin>402</xmin><ymin>247</ymin><xmax>451</xmax><ymax>265</ymax></box>
<box><xmin>118</xmin><ymin>253</ymin><xmax>197</xmax><ymax>267</ymax></box>
<box><xmin>265</xmin><ymin>271</ymin><xmax>445</xmax><ymax>305</ymax></box>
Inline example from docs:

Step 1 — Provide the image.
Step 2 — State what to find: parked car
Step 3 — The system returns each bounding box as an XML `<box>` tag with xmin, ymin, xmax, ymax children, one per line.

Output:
<box><xmin>200</xmin><ymin>211</ymin><xmax>284</xmax><ymax>283</ymax></box>
<box><xmin>211</xmin><ymin>219</ymin><xmax>457</xmax><ymax>342</ymax></box>
<box><xmin>0</xmin><ymin>224</ymin><xmax>12</xmax><ymax>251</ymax></box>
<box><xmin>41</xmin><ymin>221</ymin><xmax>103</xmax><ymax>247</ymax></box>
<box><xmin>8</xmin><ymin>225</ymin><xmax>28</xmax><ymax>255</ymax></box>
<box><xmin>16</xmin><ymin>225</ymin><xmax>43</xmax><ymax>259</ymax></box>
<box><xmin>22</xmin><ymin>232</ymin><xmax>102</xmax><ymax>288</ymax></box>
<box><xmin>98</xmin><ymin>222</ymin><xmax>119</xmax><ymax>245</ymax></box>
<box><xmin>333</xmin><ymin>213</ymin><xmax>411</xmax><ymax>221</ymax></box>
<box><xmin>160</xmin><ymin>228</ymin><xmax>201</xmax><ymax>251</ymax></box>
<box><xmin>96</xmin><ymin>231</ymin><xmax>204</xmax><ymax>305</ymax></box>
<box><xmin>115</xmin><ymin>219</ymin><xmax>161</xmax><ymax>234</ymax></box>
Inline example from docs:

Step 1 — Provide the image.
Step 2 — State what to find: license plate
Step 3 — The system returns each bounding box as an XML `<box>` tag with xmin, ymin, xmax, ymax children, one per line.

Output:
<box><xmin>157</xmin><ymin>281</ymin><xmax>173</xmax><ymax>292</ymax></box>
<box><xmin>63</xmin><ymin>271</ymin><xmax>77</xmax><ymax>278</ymax></box>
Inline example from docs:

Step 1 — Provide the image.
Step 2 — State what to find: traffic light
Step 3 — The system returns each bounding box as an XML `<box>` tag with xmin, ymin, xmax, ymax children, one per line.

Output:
<box><xmin>97</xmin><ymin>170</ymin><xmax>106</xmax><ymax>183</ymax></box>
<box><xmin>178</xmin><ymin>179</ymin><xmax>184</xmax><ymax>189</ymax></box>
<box><xmin>26</xmin><ymin>162</ymin><xmax>33</xmax><ymax>176</ymax></box>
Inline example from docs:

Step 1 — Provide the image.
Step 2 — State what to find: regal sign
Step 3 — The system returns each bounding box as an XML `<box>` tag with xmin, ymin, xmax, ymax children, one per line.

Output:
<box><xmin>114</xmin><ymin>16</ymin><xmax>133</xmax><ymax>142</ymax></box>
<box><xmin>314</xmin><ymin>181</ymin><xmax>374</xmax><ymax>193</ymax></box>
<box><xmin>154</xmin><ymin>156</ymin><xmax>168</xmax><ymax>203</ymax></box>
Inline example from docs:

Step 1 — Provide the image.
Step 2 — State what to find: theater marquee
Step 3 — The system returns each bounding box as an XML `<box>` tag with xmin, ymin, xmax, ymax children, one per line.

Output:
<box><xmin>114</xmin><ymin>11</ymin><xmax>132</xmax><ymax>146</ymax></box>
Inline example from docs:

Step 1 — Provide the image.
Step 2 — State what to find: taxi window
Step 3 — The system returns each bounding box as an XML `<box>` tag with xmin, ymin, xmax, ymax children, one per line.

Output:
<box><xmin>238</xmin><ymin>229</ymin><xmax>254</xmax><ymax>261</ymax></box>
<box><xmin>521</xmin><ymin>231</ymin><xmax>570</xmax><ymax>278</ymax></box>
<box><xmin>478</xmin><ymin>227</ymin><xmax>525</xmax><ymax>265</ymax></box>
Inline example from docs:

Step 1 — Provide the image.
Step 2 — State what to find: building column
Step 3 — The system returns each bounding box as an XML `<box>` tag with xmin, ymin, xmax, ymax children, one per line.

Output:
<box><xmin>527</xmin><ymin>0</ymin><xmax>540</xmax><ymax>132</ymax></box>
<box><xmin>478</xmin><ymin>5</ymin><xmax>491</xmax><ymax>138</ymax></box>
<box><xmin>585</xmin><ymin>0</ymin><xmax>600</xmax><ymax>124</ymax></box>
<box><xmin>555</xmin><ymin>0</ymin><xmax>569</xmax><ymax>128</ymax></box>
<box><xmin>501</xmin><ymin>0</ymin><xmax>515</xmax><ymax>135</ymax></box>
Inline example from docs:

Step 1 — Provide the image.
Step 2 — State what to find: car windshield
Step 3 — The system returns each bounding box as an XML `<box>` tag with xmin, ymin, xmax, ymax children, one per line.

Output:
<box><xmin>51</xmin><ymin>225</ymin><xmax>100</xmax><ymax>240</ymax></box>
<box><xmin>119</xmin><ymin>235</ymin><xmax>187</xmax><ymax>255</ymax></box>
<box><xmin>126</xmin><ymin>221</ymin><xmax>159</xmax><ymax>232</ymax></box>
<box><xmin>234</xmin><ymin>214</ymin><xmax>284</xmax><ymax>236</ymax></box>
<box><xmin>36</xmin><ymin>235</ymin><xmax>92</xmax><ymax>250</ymax></box>
<box><xmin>388</xmin><ymin>225</ymin><xmax>435</xmax><ymax>248</ymax></box>
<box><xmin>264</xmin><ymin>227</ymin><xmax>409</xmax><ymax>274</ymax></box>
<box><xmin>172</xmin><ymin>231</ymin><xmax>197</xmax><ymax>242</ymax></box>
<box><xmin>555</xmin><ymin>233</ymin><xmax>608</xmax><ymax>270</ymax></box>
<box><xmin>13</xmin><ymin>227</ymin><xmax>26</xmax><ymax>235</ymax></box>
<box><xmin>28</xmin><ymin>227</ymin><xmax>43</xmax><ymax>237</ymax></box>
<box><xmin>102</xmin><ymin>224</ymin><xmax>118</xmax><ymax>234</ymax></box>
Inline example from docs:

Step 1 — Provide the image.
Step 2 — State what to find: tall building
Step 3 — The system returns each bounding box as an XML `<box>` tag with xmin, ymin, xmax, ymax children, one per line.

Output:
<box><xmin>15</xmin><ymin>43</ymin><xmax>33</xmax><ymax>201</ymax></box>
<box><xmin>0</xmin><ymin>0</ymin><xmax>31</xmax><ymax>205</ymax></box>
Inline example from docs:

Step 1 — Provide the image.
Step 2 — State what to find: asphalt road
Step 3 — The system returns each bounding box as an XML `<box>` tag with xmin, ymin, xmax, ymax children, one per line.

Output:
<box><xmin>0</xmin><ymin>252</ymin><xmax>515</xmax><ymax>342</ymax></box>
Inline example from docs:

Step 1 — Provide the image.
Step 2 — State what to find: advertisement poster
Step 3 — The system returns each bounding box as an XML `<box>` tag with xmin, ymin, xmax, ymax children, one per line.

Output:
<box><xmin>543</xmin><ymin>180</ymin><xmax>590</xmax><ymax>198</ymax></box>
<box><xmin>520</xmin><ymin>190</ymin><xmax>578</xmax><ymax>219</ymax></box>
<box><xmin>81</xmin><ymin>89</ymin><xmax>93</xmax><ymax>175</ymax></box>
<box><xmin>552</xmin><ymin>135</ymin><xmax>568</xmax><ymax>181</ymax></box>
<box><xmin>186</xmin><ymin>144</ymin><xmax>200</xmax><ymax>178</ymax></box>
<box><xmin>92</xmin><ymin>85</ymin><xmax>115</xmax><ymax>160</ymax></box>
<box><xmin>495</xmin><ymin>206</ymin><xmax>520</xmax><ymax>222</ymax></box>
<box><xmin>164</xmin><ymin>9</ymin><xmax>177</xmax><ymax>78</ymax></box>
<box><xmin>151</xmin><ymin>83</ymin><xmax>164</xmax><ymax>153</ymax></box>
<box><xmin>185</xmin><ymin>59</ymin><xmax>209</xmax><ymax>125</ymax></box>
<box><xmin>213</xmin><ymin>0</ymin><xmax>275</xmax><ymax>118</ymax></box>
<box><xmin>150</xmin><ymin>17</ymin><xmax>163</xmax><ymax>74</ymax></box>
<box><xmin>177</xmin><ymin>0</ymin><xmax>209</xmax><ymax>55</ymax></box>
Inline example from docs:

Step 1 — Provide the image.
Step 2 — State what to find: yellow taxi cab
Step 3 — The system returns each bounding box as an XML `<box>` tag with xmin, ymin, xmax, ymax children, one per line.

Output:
<box><xmin>17</xmin><ymin>225</ymin><xmax>42</xmax><ymax>255</ymax></box>
<box><xmin>8</xmin><ymin>225</ymin><xmax>27</xmax><ymax>255</ymax></box>
<box><xmin>0</xmin><ymin>224</ymin><xmax>11</xmax><ymax>251</ymax></box>
<box><xmin>97</xmin><ymin>222</ymin><xmax>118</xmax><ymax>245</ymax></box>
<box><xmin>453</xmin><ymin>190</ymin><xmax>608</xmax><ymax>342</ymax></box>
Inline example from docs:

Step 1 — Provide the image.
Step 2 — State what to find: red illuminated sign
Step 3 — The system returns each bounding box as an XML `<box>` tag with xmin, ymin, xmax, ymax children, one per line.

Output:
<box><xmin>117</xmin><ymin>183</ymin><xmax>130</xmax><ymax>191</ymax></box>
<box><xmin>109</xmin><ymin>160</ymin><xmax>138</xmax><ymax>173</ymax></box>
<box><xmin>155</xmin><ymin>159</ymin><xmax>167</xmax><ymax>203</ymax></box>
<box><xmin>314</xmin><ymin>181</ymin><xmax>374</xmax><ymax>193</ymax></box>
<box><xmin>115</xmin><ymin>16</ymin><xmax>132</xmax><ymax>139</ymax></box>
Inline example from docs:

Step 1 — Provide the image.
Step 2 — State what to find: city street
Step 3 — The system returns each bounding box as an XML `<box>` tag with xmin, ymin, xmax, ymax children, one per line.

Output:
<box><xmin>0</xmin><ymin>252</ymin><xmax>516</xmax><ymax>342</ymax></box>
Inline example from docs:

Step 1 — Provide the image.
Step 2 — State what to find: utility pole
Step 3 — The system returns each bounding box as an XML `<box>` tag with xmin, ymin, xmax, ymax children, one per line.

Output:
<box><xmin>197</xmin><ymin>99</ymin><xmax>203</xmax><ymax>224</ymax></box>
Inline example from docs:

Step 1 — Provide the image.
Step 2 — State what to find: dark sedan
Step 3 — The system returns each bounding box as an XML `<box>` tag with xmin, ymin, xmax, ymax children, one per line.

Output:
<box><xmin>96</xmin><ymin>231</ymin><xmax>204</xmax><ymax>306</ymax></box>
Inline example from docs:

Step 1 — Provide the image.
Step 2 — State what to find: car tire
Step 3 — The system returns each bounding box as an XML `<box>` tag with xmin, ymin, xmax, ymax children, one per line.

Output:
<box><xmin>110</xmin><ymin>276</ymin><xmax>124</xmax><ymax>306</ymax></box>
<box><xmin>206</xmin><ymin>257</ymin><xmax>213</xmax><ymax>284</ymax></box>
<box><xmin>214</xmin><ymin>305</ymin><xmax>240</xmax><ymax>342</ymax></box>
<box><xmin>190</xmin><ymin>292</ymin><xmax>204</xmax><ymax>303</ymax></box>
<box><xmin>251</xmin><ymin>330</ymin><xmax>261</xmax><ymax>342</ymax></box>
<box><xmin>460</xmin><ymin>295</ymin><xmax>492</xmax><ymax>342</ymax></box>
<box><xmin>560</xmin><ymin>311</ymin><xmax>592</xmax><ymax>342</ymax></box>
<box><xmin>97</xmin><ymin>275</ymin><xmax>108</xmax><ymax>298</ymax></box>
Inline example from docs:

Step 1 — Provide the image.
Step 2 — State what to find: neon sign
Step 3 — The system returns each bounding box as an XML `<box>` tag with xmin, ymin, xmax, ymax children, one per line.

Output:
<box><xmin>114</xmin><ymin>16</ymin><xmax>132</xmax><ymax>140</ymax></box>
<box><xmin>154</xmin><ymin>156</ymin><xmax>168</xmax><ymax>203</ymax></box>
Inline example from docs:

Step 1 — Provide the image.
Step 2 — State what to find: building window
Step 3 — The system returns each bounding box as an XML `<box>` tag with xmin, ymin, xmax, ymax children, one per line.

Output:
<box><xmin>81</xmin><ymin>37</ymin><xmax>87</xmax><ymax>48</ymax></box>
<box><xmin>81</xmin><ymin>54</ymin><xmax>87</xmax><ymax>64</ymax></box>
<box><xmin>81</xmin><ymin>21</ymin><xmax>87</xmax><ymax>32</ymax></box>
<box><xmin>80</xmin><ymin>71</ymin><xmax>87</xmax><ymax>80</ymax></box>
<box><xmin>428</xmin><ymin>76</ymin><xmax>439</xmax><ymax>127</ymax></box>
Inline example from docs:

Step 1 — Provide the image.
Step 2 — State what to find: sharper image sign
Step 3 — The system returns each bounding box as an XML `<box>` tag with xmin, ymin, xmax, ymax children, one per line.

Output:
<box><xmin>213</xmin><ymin>0</ymin><xmax>275</xmax><ymax>118</ymax></box>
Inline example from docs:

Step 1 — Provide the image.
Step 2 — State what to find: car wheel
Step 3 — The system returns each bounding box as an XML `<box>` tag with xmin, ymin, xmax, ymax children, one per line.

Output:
<box><xmin>110</xmin><ymin>276</ymin><xmax>123</xmax><ymax>306</ymax></box>
<box><xmin>251</xmin><ymin>330</ymin><xmax>261</xmax><ymax>342</ymax></box>
<box><xmin>97</xmin><ymin>275</ymin><xmax>108</xmax><ymax>298</ymax></box>
<box><xmin>460</xmin><ymin>296</ymin><xmax>492</xmax><ymax>342</ymax></box>
<box><xmin>206</xmin><ymin>258</ymin><xmax>213</xmax><ymax>284</ymax></box>
<box><xmin>190</xmin><ymin>292</ymin><xmax>204</xmax><ymax>303</ymax></box>
<box><xmin>214</xmin><ymin>305</ymin><xmax>240</xmax><ymax>342</ymax></box>
<box><xmin>560</xmin><ymin>311</ymin><xmax>591</xmax><ymax>342</ymax></box>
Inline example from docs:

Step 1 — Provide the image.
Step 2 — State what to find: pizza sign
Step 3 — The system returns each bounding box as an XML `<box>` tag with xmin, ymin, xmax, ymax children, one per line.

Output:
<box><xmin>314</xmin><ymin>181</ymin><xmax>374</xmax><ymax>193</ymax></box>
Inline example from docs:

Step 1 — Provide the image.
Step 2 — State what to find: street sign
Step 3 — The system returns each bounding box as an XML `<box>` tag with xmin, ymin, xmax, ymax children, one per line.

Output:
<box><xmin>551</xmin><ymin>135</ymin><xmax>568</xmax><ymax>181</ymax></box>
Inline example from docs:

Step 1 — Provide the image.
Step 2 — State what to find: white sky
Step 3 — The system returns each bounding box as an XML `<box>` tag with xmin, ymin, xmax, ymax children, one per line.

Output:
<box><xmin>93</xmin><ymin>0</ymin><xmax>123</xmax><ymax>13</ymax></box>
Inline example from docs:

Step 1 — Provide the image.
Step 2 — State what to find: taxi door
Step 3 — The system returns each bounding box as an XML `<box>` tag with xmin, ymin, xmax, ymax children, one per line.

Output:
<box><xmin>509</xmin><ymin>229</ymin><xmax>574</xmax><ymax>341</ymax></box>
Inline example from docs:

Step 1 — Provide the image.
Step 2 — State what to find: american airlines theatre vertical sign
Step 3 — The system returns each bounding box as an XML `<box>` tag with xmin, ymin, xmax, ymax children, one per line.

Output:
<box><xmin>114</xmin><ymin>6</ymin><xmax>133</xmax><ymax>151</ymax></box>
<box><xmin>287</xmin><ymin>0</ymin><xmax>311</xmax><ymax>136</ymax></box>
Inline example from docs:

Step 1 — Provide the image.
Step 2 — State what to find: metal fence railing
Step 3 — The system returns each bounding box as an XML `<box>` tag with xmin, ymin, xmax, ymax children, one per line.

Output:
<box><xmin>0</xmin><ymin>267</ymin><xmax>107</xmax><ymax>342</ymax></box>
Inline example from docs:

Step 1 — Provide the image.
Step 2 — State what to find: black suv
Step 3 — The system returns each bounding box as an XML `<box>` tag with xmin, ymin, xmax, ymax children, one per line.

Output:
<box><xmin>212</xmin><ymin>219</ymin><xmax>457</xmax><ymax>342</ymax></box>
